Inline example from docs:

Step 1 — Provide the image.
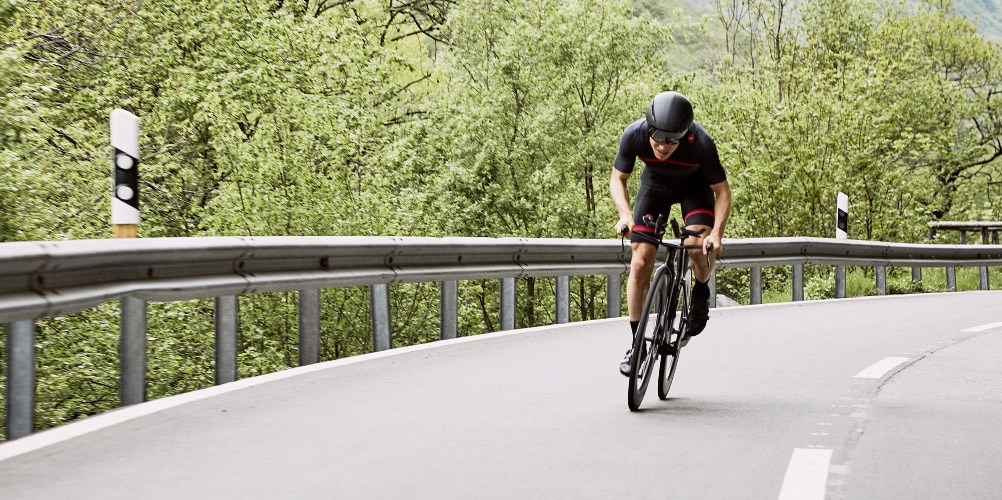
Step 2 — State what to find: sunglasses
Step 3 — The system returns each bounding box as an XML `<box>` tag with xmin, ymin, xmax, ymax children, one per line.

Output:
<box><xmin>649</xmin><ymin>127</ymin><xmax>687</xmax><ymax>144</ymax></box>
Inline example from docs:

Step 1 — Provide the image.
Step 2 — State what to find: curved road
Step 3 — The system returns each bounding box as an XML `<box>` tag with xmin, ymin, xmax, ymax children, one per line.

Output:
<box><xmin>1</xmin><ymin>292</ymin><xmax>1001</xmax><ymax>499</ymax></box>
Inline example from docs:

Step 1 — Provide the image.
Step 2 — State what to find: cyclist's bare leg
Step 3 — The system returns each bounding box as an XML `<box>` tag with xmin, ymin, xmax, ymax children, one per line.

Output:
<box><xmin>627</xmin><ymin>242</ymin><xmax>658</xmax><ymax>321</ymax></box>
<box><xmin>685</xmin><ymin>223</ymin><xmax>714</xmax><ymax>282</ymax></box>
<box><xmin>683</xmin><ymin>223</ymin><xmax>714</xmax><ymax>338</ymax></box>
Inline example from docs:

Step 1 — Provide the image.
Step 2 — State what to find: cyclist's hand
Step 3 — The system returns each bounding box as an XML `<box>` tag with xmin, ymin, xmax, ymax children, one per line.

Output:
<box><xmin>705</xmin><ymin>234</ymin><xmax>721</xmax><ymax>258</ymax></box>
<box><xmin>614</xmin><ymin>216</ymin><xmax>632</xmax><ymax>237</ymax></box>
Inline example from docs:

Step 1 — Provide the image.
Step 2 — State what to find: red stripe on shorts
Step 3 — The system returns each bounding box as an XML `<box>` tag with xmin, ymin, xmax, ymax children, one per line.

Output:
<box><xmin>684</xmin><ymin>209</ymin><xmax>714</xmax><ymax>220</ymax></box>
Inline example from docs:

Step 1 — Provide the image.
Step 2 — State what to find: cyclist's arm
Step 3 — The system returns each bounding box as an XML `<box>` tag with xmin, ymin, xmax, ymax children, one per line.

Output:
<box><xmin>706</xmin><ymin>180</ymin><xmax>732</xmax><ymax>254</ymax></box>
<box><xmin>610</xmin><ymin>169</ymin><xmax>633</xmax><ymax>235</ymax></box>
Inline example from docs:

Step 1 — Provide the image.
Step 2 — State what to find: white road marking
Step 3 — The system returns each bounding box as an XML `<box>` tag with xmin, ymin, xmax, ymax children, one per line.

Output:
<box><xmin>854</xmin><ymin>357</ymin><xmax>909</xmax><ymax>379</ymax></box>
<box><xmin>963</xmin><ymin>321</ymin><xmax>1002</xmax><ymax>333</ymax></box>
<box><xmin>778</xmin><ymin>448</ymin><xmax>833</xmax><ymax>500</ymax></box>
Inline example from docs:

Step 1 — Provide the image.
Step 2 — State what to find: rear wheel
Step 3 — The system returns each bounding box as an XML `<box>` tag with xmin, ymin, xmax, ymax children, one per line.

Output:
<box><xmin>658</xmin><ymin>271</ymin><xmax>689</xmax><ymax>400</ymax></box>
<box><xmin>628</xmin><ymin>267</ymin><xmax>671</xmax><ymax>411</ymax></box>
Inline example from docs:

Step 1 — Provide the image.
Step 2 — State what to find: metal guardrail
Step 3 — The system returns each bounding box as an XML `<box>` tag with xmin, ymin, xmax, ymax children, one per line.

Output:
<box><xmin>3</xmin><ymin>236</ymin><xmax>1002</xmax><ymax>440</ymax></box>
<box><xmin>928</xmin><ymin>221</ymin><xmax>1002</xmax><ymax>244</ymax></box>
<box><xmin>0</xmin><ymin>236</ymin><xmax>631</xmax><ymax>323</ymax></box>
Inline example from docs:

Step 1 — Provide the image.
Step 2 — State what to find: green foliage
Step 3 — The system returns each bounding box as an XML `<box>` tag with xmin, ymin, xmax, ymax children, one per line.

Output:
<box><xmin>804</xmin><ymin>271</ymin><xmax>835</xmax><ymax>301</ymax></box>
<box><xmin>437</xmin><ymin>0</ymin><xmax>667</xmax><ymax>238</ymax></box>
<box><xmin>23</xmin><ymin>304</ymin><xmax>120</xmax><ymax>431</ymax></box>
<box><xmin>715</xmin><ymin>267</ymin><xmax>750</xmax><ymax>303</ymax></box>
<box><xmin>697</xmin><ymin>0</ymin><xmax>1002</xmax><ymax>240</ymax></box>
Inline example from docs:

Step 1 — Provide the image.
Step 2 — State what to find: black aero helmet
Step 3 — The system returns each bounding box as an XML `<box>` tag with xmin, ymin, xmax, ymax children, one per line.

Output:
<box><xmin>646</xmin><ymin>91</ymin><xmax>693</xmax><ymax>143</ymax></box>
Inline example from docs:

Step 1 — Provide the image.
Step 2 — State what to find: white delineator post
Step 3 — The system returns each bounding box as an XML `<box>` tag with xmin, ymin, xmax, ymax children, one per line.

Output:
<box><xmin>111</xmin><ymin>109</ymin><xmax>140</xmax><ymax>238</ymax></box>
<box><xmin>835</xmin><ymin>192</ymin><xmax>848</xmax><ymax>298</ymax></box>
<box><xmin>836</xmin><ymin>192</ymin><xmax>848</xmax><ymax>240</ymax></box>
<box><xmin>111</xmin><ymin>109</ymin><xmax>147</xmax><ymax>406</ymax></box>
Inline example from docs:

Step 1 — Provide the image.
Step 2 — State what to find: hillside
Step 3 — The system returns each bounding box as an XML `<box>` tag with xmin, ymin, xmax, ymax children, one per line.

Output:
<box><xmin>954</xmin><ymin>0</ymin><xmax>1002</xmax><ymax>40</ymax></box>
<box><xmin>659</xmin><ymin>0</ymin><xmax>1002</xmax><ymax>41</ymax></box>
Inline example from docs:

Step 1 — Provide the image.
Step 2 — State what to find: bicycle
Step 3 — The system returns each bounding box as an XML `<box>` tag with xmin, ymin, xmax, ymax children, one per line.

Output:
<box><xmin>625</xmin><ymin>214</ymin><xmax>712</xmax><ymax>411</ymax></box>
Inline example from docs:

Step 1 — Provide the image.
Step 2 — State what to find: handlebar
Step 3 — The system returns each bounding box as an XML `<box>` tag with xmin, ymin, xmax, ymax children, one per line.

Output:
<box><xmin>621</xmin><ymin>215</ymin><xmax>717</xmax><ymax>258</ymax></box>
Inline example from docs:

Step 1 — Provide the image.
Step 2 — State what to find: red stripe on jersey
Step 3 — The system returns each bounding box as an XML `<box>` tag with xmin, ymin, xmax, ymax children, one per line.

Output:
<box><xmin>639</xmin><ymin>157</ymin><xmax>699</xmax><ymax>167</ymax></box>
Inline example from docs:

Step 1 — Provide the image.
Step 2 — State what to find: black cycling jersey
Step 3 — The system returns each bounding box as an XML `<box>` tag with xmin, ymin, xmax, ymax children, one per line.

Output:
<box><xmin>613</xmin><ymin>119</ymin><xmax>726</xmax><ymax>186</ymax></box>
<box><xmin>614</xmin><ymin>118</ymin><xmax>727</xmax><ymax>243</ymax></box>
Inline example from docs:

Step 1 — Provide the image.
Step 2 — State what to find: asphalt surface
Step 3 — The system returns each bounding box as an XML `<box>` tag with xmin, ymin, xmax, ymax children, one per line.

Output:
<box><xmin>1</xmin><ymin>292</ymin><xmax>1000</xmax><ymax>499</ymax></box>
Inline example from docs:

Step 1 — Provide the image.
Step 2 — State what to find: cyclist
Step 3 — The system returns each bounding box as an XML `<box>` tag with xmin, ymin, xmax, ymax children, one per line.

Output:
<box><xmin>611</xmin><ymin>91</ymin><xmax>731</xmax><ymax>376</ymax></box>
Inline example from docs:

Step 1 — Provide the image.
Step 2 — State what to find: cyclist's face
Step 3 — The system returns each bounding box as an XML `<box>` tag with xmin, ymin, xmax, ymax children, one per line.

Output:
<box><xmin>649</xmin><ymin>136</ymin><xmax>679</xmax><ymax>160</ymax></box>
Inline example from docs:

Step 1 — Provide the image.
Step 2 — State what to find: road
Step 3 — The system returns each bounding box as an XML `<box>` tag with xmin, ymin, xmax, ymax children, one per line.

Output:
<box><xmin>1</xmin><ymin>292</ymin><xmax>1001</xmax><ymax>499</ymax></box>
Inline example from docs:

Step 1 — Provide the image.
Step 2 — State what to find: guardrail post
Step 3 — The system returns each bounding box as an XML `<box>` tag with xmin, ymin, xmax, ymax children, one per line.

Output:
<box><xmin>556</xmin><ymin>276</ymin><xmax>570</xmax><ymax>324</ymax></box>
<box><xmin>440</xmin><ymin>280</ymin><xmax>458</xmax><ymax>340</ymax></box>
<box><xmin>120</xmin><ymin>296</ymin><xmax>147</xmax><ymax>405</ymax></box>
<box><xmin>298</xmin><ymin>290</ymin><xmax>320</xmax><ymax>366</ymax></box>
<box><xmin>876</xmin><ymin>266</ymin><xmax>887</xmax><ymax>295</ymax></box>
<box><xmin>750</xmin><ymin>267</ymin><xmax>762</xmax><ymax>305</ymax></box>
<box><xmin>370</xmin><ymin>284</ymin><xmax>392</xmax><ymax>351</ymax></box>
<box><xmin>214</xmin><ymin>296</ymin><xmax>238</xmax><ymax>384</ymax></box>
<box><xmin>606</xmin><ymin>273</ymin><xmax>622</xmax><ymax>317</ymax></box>
<box><xmin>835</xmin><ymin>265</ymin><xmax>846</xmax><ymax>299</ymax></box>
<box><xmin>500</xmin><ymin>278</ymin><xmax>515</xmax><ymax>330</ymax></box>
<box><xmin>980</xmin><ymin>267</ymin><xmax>990</xmax><ymax>290</ymax></box>
<box><xmin>946</xmin><ymin>267</ymin><xmax>957</xmax><ymax>292</ymax></box>
<box><xmin>708</xmin><ymin>270</ymin><xmax>717</xmax><ymax>309</ymax></box>
<box><xmin>911</xmin><ymin>267</ymin><xmax>922</xmax><ymax>287</ymax></box>
<box><xmin>792</xmin><ymin>264</ymin><xmax>804</xmax><ymax>301</ymax></box>
<box><xmin>4</xmin><ymin>321</ymin><xmax>35</xmax><ymax>440</ymax></box>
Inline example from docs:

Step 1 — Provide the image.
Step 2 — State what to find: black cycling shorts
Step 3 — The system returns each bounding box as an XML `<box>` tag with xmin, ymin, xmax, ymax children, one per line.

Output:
<box><xmin>631</xmin><ymin>179</ymin><xmax>715</xmax><ymax>245</ymax></box>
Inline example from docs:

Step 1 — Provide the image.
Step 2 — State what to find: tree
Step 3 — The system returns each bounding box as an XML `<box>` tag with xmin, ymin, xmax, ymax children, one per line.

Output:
<box><xmin>705</xmin><ymin>0</ymin><xmax>1002</xmax><ymax>242</ymax></box>
<box><xmin>433</xmin><ymin>0</ymin><xmax>669</xmax><ymax>323</ymax></box>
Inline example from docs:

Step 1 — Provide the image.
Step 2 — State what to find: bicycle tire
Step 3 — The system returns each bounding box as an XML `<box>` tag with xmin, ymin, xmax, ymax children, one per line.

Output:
<box><xmin>658</xmin><ymin>269</ymin><xmax>688</xmax><ymax>400</ymax></box>
<box><xmin>628</xmin><ymin>266</ymin><xmax>671</xmax><ymax>411</ymax></box>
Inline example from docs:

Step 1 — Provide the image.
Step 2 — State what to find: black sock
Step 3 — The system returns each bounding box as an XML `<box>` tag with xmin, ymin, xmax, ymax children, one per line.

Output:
<box><xmin>693</xmin><ymin>279</ymin><xmax>710</xmax><ymax>298</ymax></box>
<box><xmin>630</xmin><ymin>320</ymin><xmax>639</xmax><ymax>334</ymax></box>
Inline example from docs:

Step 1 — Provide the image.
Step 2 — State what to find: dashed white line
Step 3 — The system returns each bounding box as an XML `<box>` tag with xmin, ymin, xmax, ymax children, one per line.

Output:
<box><xmin>963</xmin><ymin>321</ymin><xmax>1002</xmax><ymax>333</ymax></box>
<box><xmin>854</xmin><ymin>357</ymin><xmax>909</xmax><ymax>379</ymax></box>
<box><xmin>778</xmin><ymin>448</ymin><xmax>833</xmax><ymax>500</ymax></box>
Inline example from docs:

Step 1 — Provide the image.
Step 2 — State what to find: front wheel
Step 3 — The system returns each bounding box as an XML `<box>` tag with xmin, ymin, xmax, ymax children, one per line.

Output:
<box><xmin>628</xmin><ymin>266</ymin><xmax>671</xmax><ymax>411</ymax></box>
<box><xmin>657</xmin><ymin>274</ymin><xmax>688</xmax><ymax>400</ymax></box>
